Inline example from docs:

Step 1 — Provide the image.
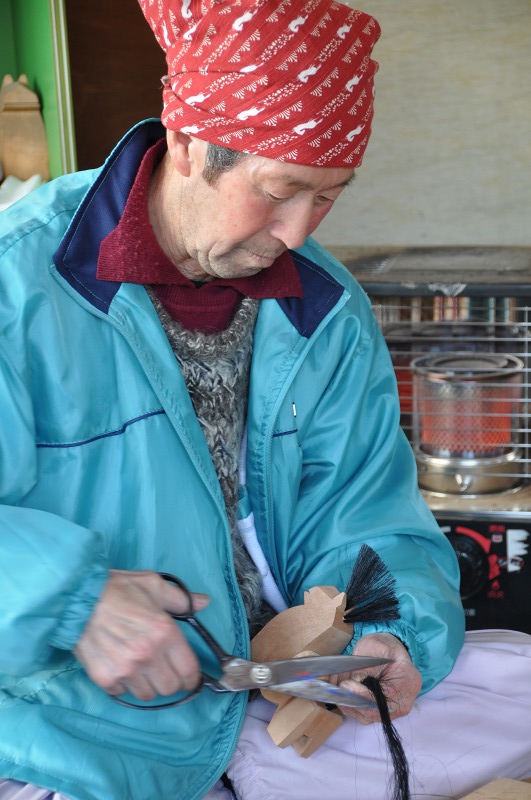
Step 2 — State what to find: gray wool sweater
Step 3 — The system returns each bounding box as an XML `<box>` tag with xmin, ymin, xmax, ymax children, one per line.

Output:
<box><xmin>149</xmin><ymin>290</ymin><xmax>271</xmax><ymax>633</ymax></box>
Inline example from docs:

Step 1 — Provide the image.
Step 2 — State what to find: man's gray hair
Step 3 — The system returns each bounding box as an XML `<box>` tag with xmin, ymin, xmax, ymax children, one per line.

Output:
<box><xmin>202</xmin><ymin>142</ymin><xmax>247</xmax><ymax>185</ymax></box>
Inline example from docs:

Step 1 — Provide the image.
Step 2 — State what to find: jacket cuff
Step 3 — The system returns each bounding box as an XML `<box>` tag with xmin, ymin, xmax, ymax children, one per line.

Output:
<box><xmin>49</xmin><ymin>556</ymin><xmax>110</xmax><ymax>650</ymax></box>
<box><xmin>346</xmin><ymin>620</ymin><xmax>420</xmax><ymax>668</ymax></box>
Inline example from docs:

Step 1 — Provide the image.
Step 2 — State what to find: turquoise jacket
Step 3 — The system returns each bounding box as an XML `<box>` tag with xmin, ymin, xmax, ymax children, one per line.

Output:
<box><xmin>0</xmin><ymin>120</ymin><xmax>464</xmax><ymax>800</ymax></box>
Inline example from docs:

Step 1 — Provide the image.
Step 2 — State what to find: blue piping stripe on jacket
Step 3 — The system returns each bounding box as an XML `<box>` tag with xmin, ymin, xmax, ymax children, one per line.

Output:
<box><xmin>52</xmin><ymin>118</ymin><xmax>345</xmax><ymax>340</ymax></box>
<box><xmin>37</xmin><ymin>410</ymin><xmax>166</xmax><ymax>449</ymax></box>
<box><xmin>273</xmin><ymin>428</ymin><xmax>297</xmax><ymax>438</ymax></box>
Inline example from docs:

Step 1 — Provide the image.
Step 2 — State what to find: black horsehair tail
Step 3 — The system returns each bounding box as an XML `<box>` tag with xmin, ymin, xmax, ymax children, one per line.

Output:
<box><xmin>344</xmin><ymin>543</ymin><xmax>400</xmax><ymax>624</ymax></box>
<box><xmin>343</xmin><ymin>544</ymin><xmax>410</xmax><ymax>800</ymax></box>
<box><xmin>362</xmin><ymin>675</ymin><xmax>410</xmax><ymax>800</ymax></box>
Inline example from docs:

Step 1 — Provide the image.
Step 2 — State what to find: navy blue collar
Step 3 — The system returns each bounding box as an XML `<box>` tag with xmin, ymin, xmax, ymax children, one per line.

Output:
<box><xmin>54</xmin><ymin>119</ymin><xmax>165</xmax><ymax>311</ymax></box>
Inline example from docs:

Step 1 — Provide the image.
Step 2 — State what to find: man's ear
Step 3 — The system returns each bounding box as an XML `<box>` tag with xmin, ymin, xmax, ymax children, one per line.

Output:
<box><xmin>166</xmin><ymin>129</ymin><xmax>204</xmax><ymax>177</ymax></box>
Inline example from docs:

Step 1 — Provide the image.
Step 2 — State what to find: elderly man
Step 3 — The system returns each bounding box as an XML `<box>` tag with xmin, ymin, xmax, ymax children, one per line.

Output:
<box><xmin>0</xmin><ymin>2</ymin><xmax>530</xmax><ymax>799</ymax></box>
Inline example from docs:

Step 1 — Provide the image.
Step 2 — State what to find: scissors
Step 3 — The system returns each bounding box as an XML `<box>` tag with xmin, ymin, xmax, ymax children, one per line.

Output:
<box><xmin>111</xmin><ymin>573</ymin><xmax>392</xmax><ymax>710</ymax></box>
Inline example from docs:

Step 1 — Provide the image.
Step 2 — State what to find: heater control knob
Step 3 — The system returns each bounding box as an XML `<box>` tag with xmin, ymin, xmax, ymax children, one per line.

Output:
<box><xmin>446</xmin><ymin>533</ymin><xmax>489</xmax><ymax>600</ymax></box>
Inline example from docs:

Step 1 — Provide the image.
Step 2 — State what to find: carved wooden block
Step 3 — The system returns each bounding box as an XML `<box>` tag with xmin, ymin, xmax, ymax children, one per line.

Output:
<box><xmin>251</xmin><ymin>586</ymin><xmax>353</xmax><ymax>757</ymax></box>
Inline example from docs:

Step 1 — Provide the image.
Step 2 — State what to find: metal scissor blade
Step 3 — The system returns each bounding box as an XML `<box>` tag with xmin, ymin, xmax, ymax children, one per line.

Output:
<box><xmin>264</xmin><ymin>654</ymin><xmax>391</xmax><ymax>686</ymax></box>
<box><xmin>267</xmin><ymin>678</ymin><xmax>377</xmax><ymax>709</ymax></box>
<box><xmin>218</xmin><ymin>654</ymin><xmax>391</xmax><ymax>692</ymax></box>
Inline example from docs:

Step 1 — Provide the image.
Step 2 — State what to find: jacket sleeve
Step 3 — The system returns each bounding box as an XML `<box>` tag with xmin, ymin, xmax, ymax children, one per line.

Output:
<box><xmin>280</xmin><ymin>268</ymin><xmax>465</xmax><ymax>693</ymax></box>
<box><xmin>0</xmin><ymin>339</ymin><xmax>109</xmax><ymax>677</ymax></box>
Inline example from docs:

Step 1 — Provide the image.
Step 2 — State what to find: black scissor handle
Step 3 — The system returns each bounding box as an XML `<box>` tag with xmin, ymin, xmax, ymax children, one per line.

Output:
<box><xmin>110</xmin><ymin>572</ymin><xmax>226</xmax><ymax>710</ymax></box>
<box><xmin>159</xmin><ymin>573</ymin><xmax>233</xmax><ymax>665</ymax></box>
<box><xmin>158</xmin><ymin>572</ymin><xmax>194</xmax><ymax>617</ymax></box>
<box><xmin>111</xmin><ymin>685</ymin><xmax>203</xmax><ymax>710</ymax></box>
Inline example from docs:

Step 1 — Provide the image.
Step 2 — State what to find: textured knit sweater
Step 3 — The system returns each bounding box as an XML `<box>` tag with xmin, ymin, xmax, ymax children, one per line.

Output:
<box><xmin>149</xmin><ymin>290</ymin><xmax>270</xmax><ymax>630</ymax></box>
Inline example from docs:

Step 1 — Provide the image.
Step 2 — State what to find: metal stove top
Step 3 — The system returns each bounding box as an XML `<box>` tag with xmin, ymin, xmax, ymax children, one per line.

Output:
<box><xmin>424</xmin><ymin>481</ymin><xmax>531</xmax><ymax>518</ymax></box>
<box><xmin>329</xmin><ymin>245</ymin><xmax>531</xmax><ymax>296</ymax></box>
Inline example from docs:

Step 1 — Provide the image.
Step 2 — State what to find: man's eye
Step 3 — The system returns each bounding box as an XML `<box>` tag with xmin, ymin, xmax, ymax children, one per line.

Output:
<box><xmin>265</xmin><ymin>192</ymin><xmax>290</xmax><ymax>202</ymax></box>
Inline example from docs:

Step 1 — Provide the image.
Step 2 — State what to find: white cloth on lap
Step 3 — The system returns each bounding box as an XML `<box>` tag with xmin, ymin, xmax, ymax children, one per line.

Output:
<box><xmin>226</xmin><ymin>629</ymin><xmax>531</xmax><ymax>800</ymax></box>
<box><xmin>0</xmin><ymin>781</ymin><xmax>66</xmax><ymax>800</ymax></box>
<box><xmin>0</xmin><ymin>778</ymin><xmax>233</xmax><ymax>800</ymax></box>
<box><xmin>203</xmin><ymin>780</ymin><xmax>236</xmax><ymax>799</ymax></box>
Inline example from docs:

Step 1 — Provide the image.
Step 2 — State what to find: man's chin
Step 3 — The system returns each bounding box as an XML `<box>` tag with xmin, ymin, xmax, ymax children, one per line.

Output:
<box><xmin>211</xmin><ymin>264</ymin><xmax>267</xmax><ymax>279</ymax></box>
<box><xmin>209</xmin><ymin>249</ymin><xmax>281</xmax><ymax>278</ymax></box>
<box><xmin>232</xmin><ymin>268</ymin><xmax>264</xmax><ymax>279</ymax></box>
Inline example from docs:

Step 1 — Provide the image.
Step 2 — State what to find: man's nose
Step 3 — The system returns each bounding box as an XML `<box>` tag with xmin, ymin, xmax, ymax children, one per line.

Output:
<box><xmin>270</xmin><ymin>203</ymin><xmax>315</xmax><ymax>250</ymax></box>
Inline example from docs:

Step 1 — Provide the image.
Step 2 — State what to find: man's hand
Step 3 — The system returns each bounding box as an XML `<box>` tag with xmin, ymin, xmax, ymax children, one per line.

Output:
<box><xmin>74</xmin><ymin>570</ymin><xmax>209</xmax><ymax>701</ymax></box>
<box><xmin>329</xmin><ymin>632</ymin><xmax>422</xmax><ymax>724</ymax></box>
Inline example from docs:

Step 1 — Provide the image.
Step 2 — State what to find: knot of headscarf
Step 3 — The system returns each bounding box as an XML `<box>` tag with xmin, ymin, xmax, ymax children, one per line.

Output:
<box><xmin>138</xmin><ymin>0</ymin><xmax>381</xmax><ymax>167</ymax></box>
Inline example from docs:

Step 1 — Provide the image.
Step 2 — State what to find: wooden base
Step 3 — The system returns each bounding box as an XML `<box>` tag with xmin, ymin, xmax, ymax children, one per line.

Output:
<box><xmin>460</xmin><ymin>779</ymin><xmax>531</xmax><ymax>799</ymax></box>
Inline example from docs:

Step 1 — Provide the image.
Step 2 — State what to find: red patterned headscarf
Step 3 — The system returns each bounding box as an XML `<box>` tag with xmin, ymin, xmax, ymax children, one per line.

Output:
<box><xmin>138</xmin><ymin>0</ymin><xmax>381</xmax><ymax>167</ymax></box>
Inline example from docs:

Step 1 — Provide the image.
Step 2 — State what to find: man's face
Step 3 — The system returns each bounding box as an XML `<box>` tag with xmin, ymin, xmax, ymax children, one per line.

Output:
<box><xmin>169</xmin><ymin>138</ymin><xmax>354</xmax><ymax>282</ymax></box>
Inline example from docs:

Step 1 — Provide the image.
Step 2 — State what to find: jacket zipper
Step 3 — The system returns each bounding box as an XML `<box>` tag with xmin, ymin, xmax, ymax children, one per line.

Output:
<box><xmin>260</xmin><ymin>290</ymin><xmax>349</xmax><ymax>596</ymax></box>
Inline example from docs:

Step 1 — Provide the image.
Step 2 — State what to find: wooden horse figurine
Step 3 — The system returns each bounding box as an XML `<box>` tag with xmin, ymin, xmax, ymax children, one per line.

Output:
<box><xmin>250</xmin><ymin>544</ymin><xmax>401</xmax><ymax>759</ymax></box>
<box><xmin>251</xmin><ymin>585</ymin><xmax>353</xmax><ymax>757</ymax></box>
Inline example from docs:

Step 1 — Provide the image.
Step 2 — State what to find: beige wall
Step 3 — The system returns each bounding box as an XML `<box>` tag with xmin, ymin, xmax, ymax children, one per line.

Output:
<box><xmin>315</xmin><ymin>0</ymin><xmax>531</xmax><ymax>248</ymax></box>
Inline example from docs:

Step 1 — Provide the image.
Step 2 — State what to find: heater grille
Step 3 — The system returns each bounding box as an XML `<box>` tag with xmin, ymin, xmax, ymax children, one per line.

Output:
<box><xmin>334</xmin><ymin>246</ymin><xmax>531</xmax><ymax>498</ymax></box>
<box><xmin>372</xmin><ymin>303</ymin><xmax>530</xmax><ymax>465</ymax></box>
